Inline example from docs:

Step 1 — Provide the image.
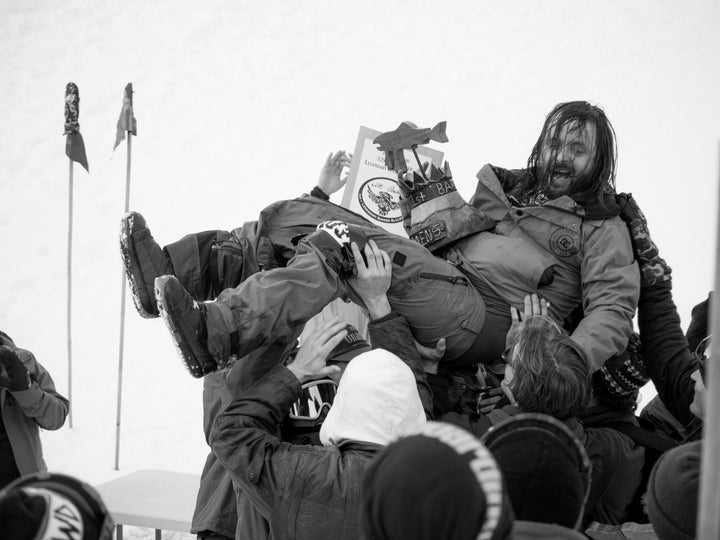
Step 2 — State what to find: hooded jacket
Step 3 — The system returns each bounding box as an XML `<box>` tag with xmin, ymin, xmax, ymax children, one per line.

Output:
<box><xmin>0</xmin><ymin>333</ymin><xmax>69</xmax><ymax>477</ymax></box>
<box><xmin>210</xmin><ymin>348</ymin><xmax>426</xmax><ymax>540</ymax></box>
<box><xmin>459</xmin><ymin>164</ymin><xmax>640</xmax><ymax>371</ymax></box>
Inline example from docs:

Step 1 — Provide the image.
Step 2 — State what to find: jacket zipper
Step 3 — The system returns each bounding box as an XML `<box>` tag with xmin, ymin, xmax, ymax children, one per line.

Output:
<box><xmin>418</xmin><ymin>272</ymin><xmax>469</xmax><ymax>285</ymax></box>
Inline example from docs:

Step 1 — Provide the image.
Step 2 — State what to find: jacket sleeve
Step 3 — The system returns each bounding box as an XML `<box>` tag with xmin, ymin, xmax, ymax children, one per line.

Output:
<box><xmin>366</xmin><ymin>312</ymin><xmax>434</xmax><ymax>419</ymax></box>
<box><xmin>210</xmin><ymin>364</ymin><xmax>302</xmax><ymax>519</ymax></box>
<box><xmin>637</xmin><ymin>280</ymin><xmax>699</xmax><ymax>427</ymax></box>
<box><xmin>571</xmin><ymin>216</ymin><xmax>640</xmax><ymax>371</ymax></box>
<box><xmin>11</xmin><ymin>350</ymin><xmax>69</xmax><ymax>431</ymax></box>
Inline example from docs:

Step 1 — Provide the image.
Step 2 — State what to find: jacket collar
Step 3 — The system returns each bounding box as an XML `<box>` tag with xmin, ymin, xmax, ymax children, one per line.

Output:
<box><xmin>486</xmin><ymin>165</ymin><xmax>620</xmax><ymax>219</ymax></box>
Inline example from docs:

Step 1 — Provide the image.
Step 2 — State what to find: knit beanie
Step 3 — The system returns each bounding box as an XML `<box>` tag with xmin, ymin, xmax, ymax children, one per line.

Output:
<box><xmin>361</xmin><ymin>421</ymin><xmax>513</xmax><ymax>540</ymax></box>
<box><xmin>0</xmin><ymin>472</ymin><xmax>113</xmax><ymax>540</ymax></box>
<box><xmin>481</xmin><ymin>413</ymin><xmax>590</xmax><ymax>530</ymax></box>
<box><xmin>646</xmin><ymin>440</ymin><xmax>701</xmax><ymax>540</ymax></box>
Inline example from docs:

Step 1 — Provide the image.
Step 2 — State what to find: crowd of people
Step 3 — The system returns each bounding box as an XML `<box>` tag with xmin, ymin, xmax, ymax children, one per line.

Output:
<box><xmin>0</xmin><ymin>100</ymin><xmax>713</xmax><ymax>539</ymax></box>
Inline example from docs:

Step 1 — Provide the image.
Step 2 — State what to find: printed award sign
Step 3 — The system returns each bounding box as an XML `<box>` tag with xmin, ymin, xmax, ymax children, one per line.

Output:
<box><xmin>341</xmin><ymin>126</ymin><xmax>444</xmax><ymax>237</ymax></box>
<box><xmin>300</xmin><ymin>125</ymin><xmax>445</xmax><ymax>346</ymax></box>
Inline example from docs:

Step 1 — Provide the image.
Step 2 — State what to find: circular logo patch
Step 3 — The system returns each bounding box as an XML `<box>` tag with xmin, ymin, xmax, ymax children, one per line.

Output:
<box><xmin>549</xmin><ymin>228</ymin><xmax>580</xmax><ymax>257</ymax></box>
<box><xmin>358</xmin><ymin>177</ymin><xmax>402</xmax><ymax>224</ymax></box>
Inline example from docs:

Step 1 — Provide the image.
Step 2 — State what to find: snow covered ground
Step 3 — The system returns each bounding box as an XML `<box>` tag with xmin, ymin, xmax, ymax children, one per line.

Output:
<box><xmin>1</xmin><ymin>1</ymin><xmax>719</xmax><ymax>538</ymax></box>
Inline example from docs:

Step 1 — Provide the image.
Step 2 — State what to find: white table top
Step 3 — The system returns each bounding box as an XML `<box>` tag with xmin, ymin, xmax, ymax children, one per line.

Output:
<box><xmin>95</xmin><ymin>469</ymin><xmax>201</xmax><ymax>532</ymax></box>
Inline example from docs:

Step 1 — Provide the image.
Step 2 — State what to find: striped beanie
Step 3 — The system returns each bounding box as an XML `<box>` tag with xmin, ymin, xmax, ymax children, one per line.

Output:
<box><xmin>361</xmin><ymin>421</ymin><xmax>513</xmax><ymax>540</ymax></box>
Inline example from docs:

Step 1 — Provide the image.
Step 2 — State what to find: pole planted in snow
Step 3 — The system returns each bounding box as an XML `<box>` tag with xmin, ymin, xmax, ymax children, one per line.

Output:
<box><xmin>113</xmin><ymin>83</ymin><xmax>137</xmax><ymax>470</ymax></box>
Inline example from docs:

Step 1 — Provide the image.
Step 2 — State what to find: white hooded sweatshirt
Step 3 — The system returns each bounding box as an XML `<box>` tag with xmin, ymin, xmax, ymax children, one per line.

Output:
<box><xmin>319</xmin><ymin>348</ymin><xmax>427</xmax><ymax>447</ymax></box>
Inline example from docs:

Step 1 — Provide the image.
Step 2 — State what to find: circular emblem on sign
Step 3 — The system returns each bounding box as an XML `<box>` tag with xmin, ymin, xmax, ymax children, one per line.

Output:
<box><xmin>549</xmin><ymin>228</ymin><xmax>580</xmax><ymax>257</ymax></box>
<box><xmin>358</xmin><ymin>177</ymin><xmax>402</xmax><ymax>224</ymax></box>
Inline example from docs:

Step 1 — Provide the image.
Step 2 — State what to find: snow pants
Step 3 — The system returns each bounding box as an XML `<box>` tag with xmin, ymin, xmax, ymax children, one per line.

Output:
<box><xmin>205</xmin><ymin>221</ymin><xmax>494</xmax><ymax>365</ymax></box>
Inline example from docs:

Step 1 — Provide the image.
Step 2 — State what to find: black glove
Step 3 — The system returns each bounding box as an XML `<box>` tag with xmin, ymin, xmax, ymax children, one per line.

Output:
<box><xmin>616</xmin><ymin>192</ymin><xmax>671</xmax><ymax>287</ymax></box>
<box><xmin>0</xmin><ymin>346</ymin><xmax>31</xmax><ymax>391</ymax></box>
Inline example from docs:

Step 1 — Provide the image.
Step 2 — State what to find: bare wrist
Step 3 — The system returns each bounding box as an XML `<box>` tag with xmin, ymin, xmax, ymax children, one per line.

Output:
<box><xmin>365</xmin><ymin>297</ymin><xmax>392</xmax><ymax>320</ymax></box>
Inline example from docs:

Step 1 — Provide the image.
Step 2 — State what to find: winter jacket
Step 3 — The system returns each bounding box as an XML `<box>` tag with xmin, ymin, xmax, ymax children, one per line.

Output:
<box><xmin>463</xmin><ymin>164</ymin><xmax>639</xmax><ymax>371</ymax></box>
<box><xmin>210</xmin><ymin>345</ymin><xmax>425</xmax><ymax>540</ymax></box>
<box><xmin>565</xmin><ymin>417</ymin><xmax>645</xmax><ymax>526</ymax></box>
<box><xmin>636</xmin><ymin>280</ymin><xmax>701</xmax><ymax>431</ymax></box>
<box><xmin>190</xmin><ymin>370</ymin><xmax>237</xmax><ymax>539</ymax></box>
<box><xmin>0</xmin><ymin>334</ymin><xmax>69</xmax><ymax>476</ymax></box>
<box><xmin>192</xmin><ymin>341</ymin><xmax>297</xmax><ymax>540</ymax></box>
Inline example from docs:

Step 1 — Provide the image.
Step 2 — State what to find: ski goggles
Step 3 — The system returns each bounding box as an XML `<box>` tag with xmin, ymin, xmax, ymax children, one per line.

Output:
<box><xmin>289</xmin><ymin>379</ymin><xmax>338</xmax><ymax>421</ymax></box>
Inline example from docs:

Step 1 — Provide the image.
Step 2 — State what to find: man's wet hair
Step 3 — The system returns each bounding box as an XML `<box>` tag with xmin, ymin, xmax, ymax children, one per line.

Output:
<box><xmin>508</xmin><ymin>322</ymin><xmax>591</xmax><ymax>420</ymax></box>
<box><xmin>526</xmin><ymin>100</ymin><xmax>618</xmax><ymax>205</ymax></box>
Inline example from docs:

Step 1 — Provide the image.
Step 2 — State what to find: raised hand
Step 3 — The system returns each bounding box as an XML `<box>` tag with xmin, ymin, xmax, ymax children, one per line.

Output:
<box><xmin>505</xmin><ymin>294</ymin><xmax>552</xmax><ymax>351</ymax></box>
<box><xmin>318</xmin><ymin>151</ymin><xmax>353</xmax><ymax>196</ymax></box>
<box><xmin>287</xmin><ymin>320</ymin><xmax>345</xmax><ymax>384</ymax></box>
<box><xmin>347</xmin><ymin>240</ymin><xmax>392</xmax><ymax>320</ymax></box>
<box><xmin>0</xmin><ymin>346</ymin><xmax>30</xmax><ymax>391</ymax></box>
<box><xmin>415</xmin><ymin>337</ymin><xmax>446</xmax><ymax>375</ymax></box>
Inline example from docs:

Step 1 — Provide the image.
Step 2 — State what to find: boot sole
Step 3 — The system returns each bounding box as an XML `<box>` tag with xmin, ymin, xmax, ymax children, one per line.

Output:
<box><xmin>120</xmin><ymin>213</ymin><xmax>159</xmax><ymax>319</ymax></box>
<box><xmin>155</xmin><ymin>275</ymin><xmax>216</xmax><ymax>378</ymax></box>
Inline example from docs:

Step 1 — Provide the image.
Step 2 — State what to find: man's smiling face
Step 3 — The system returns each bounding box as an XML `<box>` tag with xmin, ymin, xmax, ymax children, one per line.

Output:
<box><xmin>538</xmin><ymin>120</ymin><xmax>597</xmax><ymax>198</ymax></box>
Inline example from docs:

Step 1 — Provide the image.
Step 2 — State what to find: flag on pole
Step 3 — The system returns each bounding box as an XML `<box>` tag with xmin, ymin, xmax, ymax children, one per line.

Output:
<box><xmin>113</xmin><ymin>83</ymin><xmax>137</xmax><ymax>151</ymax></box>
<box><xmin>64</xmin><ymin>82</ymin><xmax>89</xmax><ymax>172</ymax></box>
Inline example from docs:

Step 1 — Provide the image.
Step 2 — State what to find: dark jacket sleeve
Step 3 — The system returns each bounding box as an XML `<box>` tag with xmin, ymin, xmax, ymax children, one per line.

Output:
<box><xmin>210</xmin><ymin>364</ymin><xmax>302</xmax><ymax>518</ymax></box>
<box><xmin>367</xmin><ymin>312</ymin><xmax>434</xmax><ymax>419</ymax></box>
<box><xmin>637</xmin><ymin>280</ymin><xmax>699</xmax><ymax>427</ymax></box>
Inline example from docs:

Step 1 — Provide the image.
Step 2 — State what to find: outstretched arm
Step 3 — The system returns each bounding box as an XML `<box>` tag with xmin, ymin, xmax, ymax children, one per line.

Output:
<box><xmin>348</xmin><ymin>240</ymin><xmax>436</xmax><ymax>418</ymax></box>
<box><xmin>617</xmin><ymin>193</ymin><xmax>699</xmax><ymax>427</ymax></box>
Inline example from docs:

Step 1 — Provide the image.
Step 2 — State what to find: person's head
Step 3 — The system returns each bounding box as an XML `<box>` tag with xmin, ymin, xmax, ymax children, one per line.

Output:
<box><xmin>646</xmin><ymin>440</ymin><xmax>701</xmax><ymax>540</ymax></box>
<box><xmin>325</xmin><ymin>324</ymin><xmax>372</xmax><ymax>382</ymax></box>
<box><xmin>481</xmin><ymin>413</ymin><xmax>591</xmax><ymax>530</ymax></box>
<box><xmin>0</xmin><ymin>472</ymin><xmax>114</xmax><ymax>540</ymax></box>
<box><xmin>528</xmin><ymin>101</ymin><xmax>617</xmax><ymax>202</ymax></box>
<box><xmin>685</xmin><ymin>292</ymin><xmax>712</xmax><ymax>353</ymax></box>
<box><xmin>285</xmin><ymin>324</ymin><xmax>372</xmax><ymax>432</ymax></box>
<box><xmin>361</xmin><ymin>421</ymin><xmax>514</xmax><ymax>540</ymax></box>
<box><xmin>503</xmin><ymin>316</ymin><xmax>590</xmax><ymax>420</ymax></box>
<box><xmin>319</xmin><ymin>348</ymin><xmax>426</xmax><ymax>447</ymax></box>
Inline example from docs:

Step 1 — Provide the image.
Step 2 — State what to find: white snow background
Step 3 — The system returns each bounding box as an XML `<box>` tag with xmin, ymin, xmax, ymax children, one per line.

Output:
<box><xmin>1</xmin><ymin>1</ymin><xmax>719</xmax><ymax>538</ymax></box>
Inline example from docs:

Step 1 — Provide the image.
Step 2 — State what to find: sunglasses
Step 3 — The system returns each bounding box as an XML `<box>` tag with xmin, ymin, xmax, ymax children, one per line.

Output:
<box><xmin>289</xmin><ymin>379</ymin><xmax>338</xmax><ymax>421</ymax></box>
<box><xmin>695</xmin><ymin>335</ymin><xmax>712</xmax><ymax>362</ymax></box>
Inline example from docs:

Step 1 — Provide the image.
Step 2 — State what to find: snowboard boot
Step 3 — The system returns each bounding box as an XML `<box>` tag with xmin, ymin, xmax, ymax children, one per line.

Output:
<box><xmin>120</xmin><ymin>212</ymin><xmax>174</xmax><ymax>318</ymax></box>
<box><xmin>155</xmin><ymin>275</ymin><xmax>217</xmax><ymax>378</ymax></box>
